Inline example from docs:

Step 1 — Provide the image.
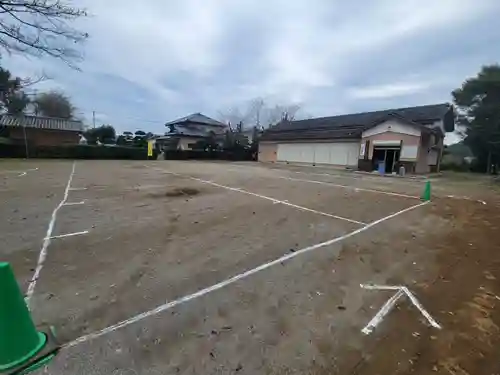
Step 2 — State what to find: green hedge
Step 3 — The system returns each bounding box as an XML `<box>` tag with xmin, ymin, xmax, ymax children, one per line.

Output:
<box><xmin>163</xmin><ymin>149</ymin><xmax>254</xmax><ymax>161</ymax></box>
<box><xmin>0</xmin><ymin>144</ymin><xmax>150</xmax><ymax>160</ymax></box>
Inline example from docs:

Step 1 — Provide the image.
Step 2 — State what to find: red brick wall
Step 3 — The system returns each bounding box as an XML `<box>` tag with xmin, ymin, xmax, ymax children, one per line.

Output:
<box><xmin>10</xmin><ymin>127</ymin><xmax>80</xmax><ymax>146</ymax></box>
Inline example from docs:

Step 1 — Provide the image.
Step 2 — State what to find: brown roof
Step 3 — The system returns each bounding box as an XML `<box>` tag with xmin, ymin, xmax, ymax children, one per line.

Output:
<box><xmin>262</xmin><ymin>103</ymin><xmax>454</xmax><ymax>142</ymax></box>
<box><xmin>0</xmin><ymin>114</ymin><xmax>83</xmax><ymax>132</ymax></box>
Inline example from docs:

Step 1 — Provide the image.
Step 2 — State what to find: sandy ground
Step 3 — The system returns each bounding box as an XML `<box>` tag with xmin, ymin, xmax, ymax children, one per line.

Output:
<box><xmin>1</xmin><ymin>159</ymin><xmax>499</xmax><ymax>375</ymax></box>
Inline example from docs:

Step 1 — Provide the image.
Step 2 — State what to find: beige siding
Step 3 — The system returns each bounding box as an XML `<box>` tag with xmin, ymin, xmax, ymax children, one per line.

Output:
<box><xmin>258</xmin><ymin>142</ymin><xmax>277</xmax><ymax>162</ymax></box>
<box><xmin>177</xmin><ymin>137</ymin><xmax>203</xmax><ymax>150</ymax></box>
<box><xmin>362</xmin><ymin>120</ymin><xmax>421</xmax><ymax>138</ymax></box>
<box><xmin>362</xmin><ymin>132</ymin><xmax>420</xmax><ymax>159</ymax></box>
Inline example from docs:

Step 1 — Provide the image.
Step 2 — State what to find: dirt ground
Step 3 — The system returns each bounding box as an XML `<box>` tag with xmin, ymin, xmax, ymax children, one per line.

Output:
<box><xmin>1</xmin><ymin>159</ymin><xmax>500</xmax><ymax>375</ymax></box>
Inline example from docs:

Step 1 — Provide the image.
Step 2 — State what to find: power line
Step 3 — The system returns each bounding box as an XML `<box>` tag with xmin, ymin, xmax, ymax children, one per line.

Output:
<box><xmin>79</xmin><ymin>109</ymin><xmax>167</xmax><ymax>124</ymax></box>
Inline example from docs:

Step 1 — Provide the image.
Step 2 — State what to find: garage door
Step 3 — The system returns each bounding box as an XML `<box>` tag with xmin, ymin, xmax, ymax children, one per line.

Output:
<box><xmin>277</xmin><ymin>142</ymin><xmax>359</xmax><ymax>166</ymax></box>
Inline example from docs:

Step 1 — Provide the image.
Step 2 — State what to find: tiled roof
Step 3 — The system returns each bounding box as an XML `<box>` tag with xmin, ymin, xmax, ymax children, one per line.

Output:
<box><xmin>165</xmin><ymin>113</ymin><xmax>226</xmax><ymax>128</ymax></box>
<box><xmin>0</xmin><ymin>114</ymin><xmax>83</xmax><ymax>132</ymax></box>
<box><xmin>262</xmin><ymin>103</ymin><xmax>454</xmax><ymax>141</ymax></box>
<box><xmin>167</xmin><ymin>128</ymin><xmax>208</xmax><ymax>137</ymax></box>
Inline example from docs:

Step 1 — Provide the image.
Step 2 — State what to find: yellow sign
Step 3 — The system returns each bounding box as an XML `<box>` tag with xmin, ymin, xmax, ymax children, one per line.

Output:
<box><xmin>147</xmin><ymin>141</ymin><xmax>154</xmax><ymax>157</ymax></box>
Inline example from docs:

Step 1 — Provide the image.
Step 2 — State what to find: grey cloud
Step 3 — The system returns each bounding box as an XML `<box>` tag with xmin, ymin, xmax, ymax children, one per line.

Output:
<box><xmin>2</xmin><ymin>0</ymin><xmax>500</xmax><ymax>137</ymax></box>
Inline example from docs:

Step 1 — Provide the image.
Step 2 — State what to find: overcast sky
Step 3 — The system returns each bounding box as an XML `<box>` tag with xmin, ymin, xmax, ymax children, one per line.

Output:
<box><xmin>4</xmin><ymin>0</ymin><xmax>500</xmax><ymax>144</ymax></box>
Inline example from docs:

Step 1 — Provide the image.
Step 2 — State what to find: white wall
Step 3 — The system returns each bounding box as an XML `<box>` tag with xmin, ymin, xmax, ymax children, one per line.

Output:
<box><xmin>425</xmin><ymin>120</ymin><xmax>444</xmax><ymax>134</ymax></box>
<box><xmin>362</xmin><ymin>120</ymin><xmax>421</xmax><ymax>138</ymax></box>
<box><xmin>277</xmin><ymin>142</ymin><xmax>359</xmax><ymax>166</ymax></box>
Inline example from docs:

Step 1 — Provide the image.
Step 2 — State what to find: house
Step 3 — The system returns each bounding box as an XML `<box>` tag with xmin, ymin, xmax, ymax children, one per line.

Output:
<box><xmin>259</xmin><ymin>103</ymin><xmax>454</xmax><ymax>174</ymax></box>
<box><xmin>155</xmin><ymin>113</ymin><xmax>227</xmax><ymax>151</ymax></box>
<box><xmin>0</xmin><ymin>114</ymin><xmax>83</xmax><ymax>146</ymax></box>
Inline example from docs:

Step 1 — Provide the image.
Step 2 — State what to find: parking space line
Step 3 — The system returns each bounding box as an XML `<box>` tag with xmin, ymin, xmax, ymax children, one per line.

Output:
<box><xmin>64</xmin><ymin>200</ymin><xmax>430</xmax><ymax>349</ymax></box>
<box><xmin>63</xmin><ymin>201</ymin><xmax>85</xmax><ymax>206</ymax></box>
<box><xmin>189</xmin><ymin>176</ymin><xmax>366</xmax><ymax>225</ymax></box>
<box><xmin>47</xmin><ymin>230</ymin><xmax>89</xmax><ymax>240</ymax></box>
<box><xmin>0</xmin><ymin>167</ymin><xmax>38</xmax><ymax>177</ymax></box>
<box><xmin>25</xmin><ymin>162</ymin><xmax>77</xmax><ymax>306</ymax></box>
<box><xmin>219</xmin><ymin>164</ymin><xmax>421</xmax><ymax>199</ymax></box>
<box><xmin>148</xmin><ymin>166</ymin><xmax>365</xmax><ymax>225</ymax></box>
<box><xmin>267</xmin><ymin>167</ymin><xmax>423</xmax><ymax>184</ymax></box>
<box><xmin>276</xmin><ymin>175</ymin><xmax>420</xmax><ymax>199</ymax></box>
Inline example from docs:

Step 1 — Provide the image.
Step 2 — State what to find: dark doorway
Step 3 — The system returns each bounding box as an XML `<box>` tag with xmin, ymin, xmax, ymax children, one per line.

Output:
<box><xmin>385</xmin><ymin>149</ymin><xmax>399</xmax><ymax>173</ymax></box>
<box><xmin>372</xmin><ymin>147</ymin><xmax>400</xmax><ymax>173</ymax></box>
<box><xmin>372</xmin><ymin>148</ymin><xmax>385</xmax><ymax>171</ymax></box>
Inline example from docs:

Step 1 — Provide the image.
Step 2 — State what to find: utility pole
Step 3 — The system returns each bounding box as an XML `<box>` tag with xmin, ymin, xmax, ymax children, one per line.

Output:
<box><xmin>21</xmin><ymin>114</ymin><xmax>29</xmax><ymax>159</ymax></box>
<box><xmin>92</xmin><ymin>111</ymin><xmax>96</xmax><ymax>128</ymax></box>
<box><xmin>33</xmin><ymin>89</ymin><xmax>38</xmax><ymax>116</ymax></box>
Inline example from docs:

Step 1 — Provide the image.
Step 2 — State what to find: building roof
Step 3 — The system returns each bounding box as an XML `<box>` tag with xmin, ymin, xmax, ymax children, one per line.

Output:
<box><xmin>165</xmin><ymin>113</ymin><xmax>226</xmax><ymax>128</ymax></box>
<box><xmin>0</xmin><ymin>114</ymin><xmax>83</xmax><ymax>132</ymax></box>
<box><xmin>262</xmin><ymin>103</ymin><xmax>454</xmax><ymax>141</ymax></box>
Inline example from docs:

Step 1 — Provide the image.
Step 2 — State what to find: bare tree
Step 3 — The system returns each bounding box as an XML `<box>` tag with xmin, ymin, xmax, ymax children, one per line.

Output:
<box><xmin>0</xmin><ymin>0</ymin><xmax>88</xmax><ymax>66</ymax></box>
<box><xmin>217</xmin><ymin>106</ymin><xmax>244</xmax><ymax>129</ymax></box>
<box><xmin>265</xmin><ymin>104</ymin><xmax>301</xmax><ymax>125</ymax></box>
<box><xmin>20</xmin><ymin>71</ymin><xmax>49</xmax><ymax>87</ymax></box>
<box><xmin>33</xmin><ymin>89</ymin><xmax>75</xmax><ymax>118</ymax></box>
<box><xmin>218</xmin><ymin>98</ymin><xmax>304</xmax><ymax>129</ymax></box>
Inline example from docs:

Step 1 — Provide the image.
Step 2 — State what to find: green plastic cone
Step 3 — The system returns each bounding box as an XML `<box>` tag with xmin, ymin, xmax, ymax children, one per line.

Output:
<box><xmin>421</xmin><ymin>181</ymin><xmax>431</xmax><ymax>201</ymax></box>
<box><xmin>0</xmin><ymin>263</ymin><xmax>46</xmax><ymax>371</ymax></box>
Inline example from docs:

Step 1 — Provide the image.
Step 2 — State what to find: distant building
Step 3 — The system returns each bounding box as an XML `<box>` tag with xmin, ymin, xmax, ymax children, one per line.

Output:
<box><xmin>0</xmin><ymin>114</ymin><xmax>83</xmax><ymax>146</ymax></box>
<box><xmin>259</xmin><ymin>103</ymin><xmax>454</xmax><ymax>174</ymax></box>
<box><xmin>156</xmin><ymin>113</ymin><xmax>227</xmax><ymax>150</ymax></box>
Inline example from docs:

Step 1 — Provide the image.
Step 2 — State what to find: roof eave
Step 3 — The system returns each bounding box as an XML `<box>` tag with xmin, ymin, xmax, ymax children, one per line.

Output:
<box><xmin>164</xmin><ymin>120</ymin><xmax>226</xmax><ymax>128</ymax></box>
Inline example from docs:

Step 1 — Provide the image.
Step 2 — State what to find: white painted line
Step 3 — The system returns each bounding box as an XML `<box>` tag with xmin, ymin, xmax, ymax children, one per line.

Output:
<box><xmin>277</xmin><ymin>176</ymin><xmax>420</xmax><ymax>200</ymax></box>
<box><xmin>191</xmin><ymin>176</ymin><xmax>366</xmax><ymax>225</ymax></box>
<box><xmin>267</xmin><ymin>167</ymin><xmax>421</xmax><ymax>186</ymax></box>
<box><xmin>47</xmin><ymin>230</ymin><xmax>89</xmax><ymax>240</ymax></box>
<box><xmin>25</xmin><ymin>162</ymin><xmax>77</xmax><ymax>306</ymax></box>
<box><xmin>400</xmin><ymin>286</ymin><xmax>442</xmax><ymax>329</ymax></box>
<box><xmin>360</xmin><ymin>284</ymin><xmax>403</xmax><ymax>290</ymax></box>
<box><xmin>361</xmin><ymin>283</ymin><xmax>441</xmax><ymax>334</ymax></box>
<box><xmin>63</xmin><ymin>201</ymin><xmax>85</xmax><ymax>206</ymax></box>
<box><xmin>362</xmin><ymin>289</ymin><xmax>404</xmax><ymax>335</ymax></box>
<box><xmin>446</xmin><ymin>195</ymin><xmax>487</xmax><ymax>205</ymax></box>
<box><xmin>273</xmin><ymin>200</ymin><xmax>288</xmax><ymax>204</ymax></box>
<box><xmin>148</xmin><ymin>167</ymin><xmax>365</xmax><ymax>225</ymax></box>
<box><xmin>0</xmin><ymin>167</ymin><xmax>38</xmax><ymax>176</ymax></box>
<box><xmin>64</xmin><ymin>200</ymin><xmax>430</xmax><ymax>348</ymax></box>
<box><xmin>69</xmin><ymin>187</ymin><xmax>87</xmax><ymax>191</ymax></box>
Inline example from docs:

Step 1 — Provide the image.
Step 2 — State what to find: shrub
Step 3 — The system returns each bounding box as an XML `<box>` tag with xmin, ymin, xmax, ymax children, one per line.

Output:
<box><xmin>0</xmin><ymin>144</ymin><xmax>149</xmax><ymax>160</ymax></box>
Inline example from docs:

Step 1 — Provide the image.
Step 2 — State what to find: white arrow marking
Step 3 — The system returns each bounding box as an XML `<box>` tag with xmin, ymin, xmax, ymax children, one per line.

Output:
<box><xmin>360</xmin><ymin>284</ymin><xmax>441</xmax><ymax>334</ymax></box>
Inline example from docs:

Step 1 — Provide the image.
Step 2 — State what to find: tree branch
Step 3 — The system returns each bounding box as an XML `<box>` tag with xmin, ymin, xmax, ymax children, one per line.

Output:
<box><xmin>0</xmin><ymin>0</ymin><xmax>87</xmax><ymax>66</ymax></box>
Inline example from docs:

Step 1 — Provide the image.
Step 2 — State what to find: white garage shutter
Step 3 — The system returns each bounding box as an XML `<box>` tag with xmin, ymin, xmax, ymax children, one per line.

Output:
<box><xmin>277</xmin><ymin>142</ymin><xmax>359</xmax><ymax>166</ymax></box>
<box><xmin>313</xmin><ymin>143</ymin><xmax>330</xmax><ymax>164</ymax></box>
<box><xmin>346</xmin><ymin>143</ymin><xmax>360</xmax><ymax>166</ymax></box>
<box><xmin>277</xmin><ymin>143</ymin><xmax>314</xmax><ymax>163</ymax></box>
<box><xmin>298</xmin><ymin>144</ymin><xmax>314</xmax><ymax>163</ymax></box>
